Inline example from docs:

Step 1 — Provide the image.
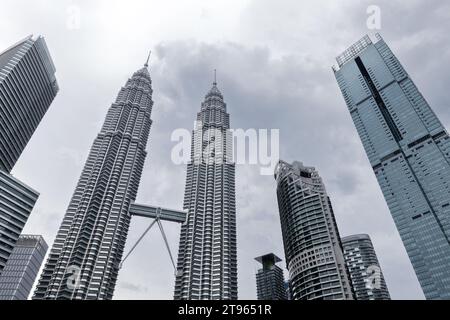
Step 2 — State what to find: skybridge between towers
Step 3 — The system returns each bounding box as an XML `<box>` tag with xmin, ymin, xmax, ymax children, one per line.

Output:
<box><xmin>119</xmin><ymin>203</ymin><xmax>187</xmax><ymax>273</ymax></box>
<box><xmin>130</xmin><ymin>203</ymin><xmax>187</xmax><ymax>223</ymax></box>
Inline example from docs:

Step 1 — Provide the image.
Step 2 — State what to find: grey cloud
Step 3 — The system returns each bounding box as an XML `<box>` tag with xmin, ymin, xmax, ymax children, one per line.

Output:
<box><xmin>118</xmin><ymin>282</ymin><xmax>149</xmax><ymax>294</ymax></box>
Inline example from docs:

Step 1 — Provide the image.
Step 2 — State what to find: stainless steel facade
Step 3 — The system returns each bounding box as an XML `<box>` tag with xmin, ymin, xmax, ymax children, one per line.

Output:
<box><xmin>174</xmin><ymin>80</ymin><xmax>237</xmax><ymax>300</ymax></box>
<box><xmin>0</xmin><ymin>235</ymin><xmax>48</xmax><ymax>300</ymax></box>
<box><xmin>33</xmin><ymin>63</ymin><xmax>153</xmax><ymax>300</ymax></box>
<box><xmin>255</xmin><ymin>253</ymin><xmax>287</xmax><ymax>300</ymax></box>
<box><xmin>0</xmin><ymin>172</ymin><xmax>39</xmax><ymax>275</ymax></box>
<box><xmin>0</xmin><ymin>35</ymin><xmax>58</xmax><ymax>173</ymax></box>
<box><xmin>342</xmin><ymin>234</ymin><xmax>390</xmax><ymax>300</ymax></box>
<box><xmin>274</xmin><ymin>160</ymin><xmax>354</xmax><ymax>300</ymax></box>
<box><xmin>334</xmin><ymin>34</ymin><xmax>450</xmax><ymax>299</ymax></box>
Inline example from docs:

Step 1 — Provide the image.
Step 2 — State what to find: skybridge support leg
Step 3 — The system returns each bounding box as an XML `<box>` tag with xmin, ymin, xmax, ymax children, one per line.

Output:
<box><xmin>120</xmin><ymin>204</ymin><xmax>187</xmax><ymax>271</ymax></box>
<box><xmin>119</xmin><ymin>217</ymin><xmax>158</xmax><ymax>269</ymax></box>
<box><xmin>157</xmin><ymin>219</ymin><xmax>177</xmax><ymax>273</ymax></box>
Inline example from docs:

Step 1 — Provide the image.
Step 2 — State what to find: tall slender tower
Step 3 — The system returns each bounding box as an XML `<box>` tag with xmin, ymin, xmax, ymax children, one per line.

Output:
<box><xmin>0</xmin><ymin>35</ymin><xmax>59</xmax><ymax>172</ymax></box>
<box><xmin>341</xmin><ymin>234</ymin><xmax>390</xmax><ymax>300</ymax></box>
<box><xmin>334</xmin><ymin>34</ymin><xmax>450</xmax><ymax>299</ymax></box>
<box><xmin>33</xmin><ymin>58</ymin><xmax>153</xmax><ymax>300</ymax></box>
<box><xmin>174</xmin><ymin>76</ymin><xmax>238</xmax><ymax>300</ymax></box>
<box><xmin>274</xmin><ymin>160</ymin><xmax>354</xmax><ymax>300</ymax></box>
<box><xmin>0</xmin><ymin>35</ymin><xmax>57</xmax><ymax>276</ymax></box>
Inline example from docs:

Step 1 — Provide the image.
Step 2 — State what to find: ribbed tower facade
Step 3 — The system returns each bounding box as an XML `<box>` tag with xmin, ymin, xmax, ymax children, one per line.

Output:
<box><xmin>275</xmin><ymin>160</ymin><xmax>354</xmax><ymax>300</ymax></box>
<box><xmin>334</xmin><ymin>34</ymin><xmax>450</xmax><ymax>299</ymax></box>
<box><xmin>33</xmin><ymin>62</ymin><xmax>153</xmax><ymax>300</ymax></box>
<box><xmin>342</xmin><ymin>234</ymin><xmax>390</xmax><ymax>300</ymax></box>
<box><xmin>174</xmin><ymin>79</ymin><xmax>237</xmax><ymax>300</ymax></box>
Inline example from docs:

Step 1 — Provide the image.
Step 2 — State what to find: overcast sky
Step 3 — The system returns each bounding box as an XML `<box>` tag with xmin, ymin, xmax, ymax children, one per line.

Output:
<box><xmin>2</xmin><ymin>0</ymin><xmax>450</xmax><ymax>300</ymax></box>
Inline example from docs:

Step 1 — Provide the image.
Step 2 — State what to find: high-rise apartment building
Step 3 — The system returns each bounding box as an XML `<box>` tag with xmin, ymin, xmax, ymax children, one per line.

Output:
<box><xmin>255</xmin><ymin>253</ymin><xmax>287</xmax><ymax>300</ymax></box>
<box><xmin>174</xmin><ymin>78</ymin><xmax>237</xmax><ymax>300</ymax></box>
<box><xmin>342</xmin><ymin>234</ymin><xmax>390</xmax><ymax>300</ymax></box>
<box><xmin>34</xmin><ymin>60</ymin><xmax>153</xmax><ymax>300</ymax></box>
<box><xmin>334</xmin><ymin>34</ymin><xmax>450</xmax><ymax>299</ymax></box>
<box><xmin>274</xmin><ymin>160</ymin><xmax>354</xmax><ymax>300</ymax></box>
<box><xmin>0</xmin><ymin>235</ymin><xmax>48</xmax><ymax>300</ymax></box>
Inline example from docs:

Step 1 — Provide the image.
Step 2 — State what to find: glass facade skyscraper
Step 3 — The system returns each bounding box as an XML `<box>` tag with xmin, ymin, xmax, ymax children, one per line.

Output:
<box><xmin>255</xmin><ymin>253</ymin><xmax>287</xmax><ymax>300</ymax></box>
<box><xmin>0</xmin><ymin>235</ymin><xmax>48</xmax><ymax>300</ymax></box>
<box><xmin>33</xmin><ymin>61</ymin><xmax>153</xmax><ymax>300</ymax></box>
<box><xmin>334</xmin><ymin>34</ymin><xmax>450</xmax><ymax>299</ymax></box>
<box><xmin>174</xmin><ymin>79</ymin><xmax>237</xmax><ymax>300</ymax></box>
<box><xmin>0</xmin><ymin>35</ymin><xmax>57</xmax><ymax>278</ymax></box>
<box><xmin>342</xmin><ymin>234</ymin><xmax>390</xmax><ymax>300</ymax></box>
<box><xmin>0</xmin><ymin>35</ymin><xmax>59</xmax><ymax>172</ymax></box>
<box><xmin>274</xmin><ymin>160</ymin><xmax>354</xmax><ymax>300</ymax></box>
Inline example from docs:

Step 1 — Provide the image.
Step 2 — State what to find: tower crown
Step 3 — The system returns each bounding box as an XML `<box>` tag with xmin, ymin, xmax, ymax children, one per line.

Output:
<box><xmin>206</xmin><ymin>84</ymin><xmax>223</xmax><ymax>99</ymax></box>
<box><xmin>205</xmin><ymin>69</ymin><xmax>223</xmax><ymax>100</ymax></box>
<box><xmin>133</xmin><ymin>67</ymin><xmax>151</xmax><ymax>79</ymax></box>
<box><xmin>131</xmin><ymin>51</ymin><xmax>152</xmax><ymax>80</ymax></box>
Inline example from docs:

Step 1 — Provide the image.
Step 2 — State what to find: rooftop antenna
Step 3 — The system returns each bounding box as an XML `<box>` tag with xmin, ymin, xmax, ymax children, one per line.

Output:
<box><xmin>144</xmin><ymin>50</ymin><xmax>151</xmax><ymax>68</ymax></box>
<box><xmin>213</xmin><ymin>69</ymin><xmax>217</xmax><ymax>86</ymax></box>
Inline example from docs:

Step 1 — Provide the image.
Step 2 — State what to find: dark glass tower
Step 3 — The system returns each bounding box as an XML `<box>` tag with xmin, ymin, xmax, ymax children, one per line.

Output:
<box><xmin>274</xmin><ymin>160</ymin><xmax>354</xmax><ymax>300</ymax></box>
<box><xmin>255</xmin><ymin>253</ymin><xmax>287</xmax><ymax>300</ymax></box>
<box><xmin>174</xmin><ymin>78</ymin><xmax>237</xmax><ymax>300</ymax></box>
<box><xmin>334</xmin><ymin>34</ymin><xmax>450</xmax><ymax>299</ymax></box>
<box><xmin>33</xmin><ymin>60</ymin><xmax>153</xmax><ymax>300</ymax></box>
<box><xmin>0</xmin><ymin>235</ymin><xmax>48</xmax><ymax>300</ymax></box>
<box><xmin>0</xmin><ymin>35</ymin><xmax>57</xmax><ymax>277</ymax></box>
<box><xmin>342</xmin><ymin>234</ymin><xmax>390</xmax><ymax>300</ymax></box>
<box><xmin>0</xmin><ymin>35</ymin><xmax>59</xmax><ymax>172</ymax></box>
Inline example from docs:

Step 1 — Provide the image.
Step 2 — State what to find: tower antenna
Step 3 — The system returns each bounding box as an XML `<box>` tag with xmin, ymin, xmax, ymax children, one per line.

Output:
<box><xmin>213</xmin><ymin>69</ymin><xmax>217</xmax><ymax>85</ymax></box>
<box><xmin>145</xmin><ymin>50</ymin><xmax>151</xmax><ymax>67</ymax></box>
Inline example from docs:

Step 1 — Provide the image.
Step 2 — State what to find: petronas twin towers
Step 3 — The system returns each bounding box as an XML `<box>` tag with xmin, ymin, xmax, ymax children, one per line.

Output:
<box><xmin>33</xmin><ymin>60</ymin><xmax>237</xmax><ymax>300</ymax></box>
<box><xmin>34</xmin><ymin>62</ymin><xmax>154</xmax><ymax>299</ymax></box>
<box><xmin>175</xmin><ymin>79</ymin><xmax>237</xmax><ymax>300</ymax></box>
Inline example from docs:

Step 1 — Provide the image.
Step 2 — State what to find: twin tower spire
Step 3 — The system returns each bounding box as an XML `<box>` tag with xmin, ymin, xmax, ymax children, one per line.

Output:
<box><xmin>142</xmin><ymin>51</ymin><xmax>218</xmax><ymax>87</ymax></box>
<box><xmin>144</xmin><ymin>50</ymin><xmax>151</xmax><ymax>68</ymax></box>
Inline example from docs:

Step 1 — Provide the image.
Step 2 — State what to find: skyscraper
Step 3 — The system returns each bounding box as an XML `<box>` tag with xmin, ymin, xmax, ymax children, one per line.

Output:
<box><xmin>0</xmin><ymin>235</ymin><xmax>48</xmax><ymax>300</ymax></box>
<box><xmin>0</xmin><ymin>35</ymin><xmax>57</xmax><ymax>277</ymax></box>
<box><xmin>285</xmin><ymin>280</ymin><xmax>292</xmax><ymax>300</ymax></box>
<box><xmin>33</xmin><ymin>59</ymin><xmax>153</xmax><ymax>300</ymax></box>
<box><xmin>274</xmin><ymin>160</ymin><xmax>354</xmax><ymax>300</ymax></box>
<box><xmin>341</xmin><ymin>234</ymin><xmax>390</xmax><ymax>300</ymax></box>
<box><xmin>174</xmin><ymin>77</ymin><xmax>237</xmax><ymax>300</ymax></box>
<box><xmin>255</xmin><ymin>253</ymin><xmax>287</xmax><ymax>300</ymax></box>
<box><xmin>0</xmin><ymin>172</ymin><xmax>39</xmax><ymax>275</ymax></box>
<box><xmin>0</xmin><ymin>35</ymin><xmax>59</xmax><ymax>172</ymax></box>
<box><xmin>334</xmin><ymin>34</ymin><xmax>450</xmax><ymax>299</ymax></box>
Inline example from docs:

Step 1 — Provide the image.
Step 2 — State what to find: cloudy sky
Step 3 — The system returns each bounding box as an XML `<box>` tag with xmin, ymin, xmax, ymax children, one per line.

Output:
<box><xmin>2</xmin><ymin>0</ymin><xmax>450</xmax><ymax>299</ymax></box>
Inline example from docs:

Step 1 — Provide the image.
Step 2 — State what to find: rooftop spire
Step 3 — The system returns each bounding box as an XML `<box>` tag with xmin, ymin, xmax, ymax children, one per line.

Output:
<box><xmin>144</xmin><ymin>50</ymin><xmax>151</xmax><ymax>68</ymax></box>
<box><xmin>205</xmin><ymin>69</ymin><xmax>223</xmax><ymax>100</ymax></box>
